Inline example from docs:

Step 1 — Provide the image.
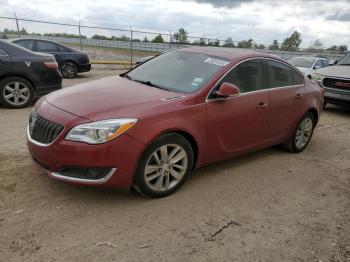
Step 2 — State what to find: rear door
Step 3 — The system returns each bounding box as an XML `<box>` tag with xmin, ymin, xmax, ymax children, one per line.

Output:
<box><xmin>35</xmin><ymin>40</ymin><xmax>62</xmax><ymax>64</ymax></box>
<box><xmin>205</xmin><ymin>59</ymin><xmax>270</xmax><ymax>164</ymax></box>
<box><xmin>13</xmin><ymin>39</ymin><xmax>35</xmax><ymax>51</ymax></box>
<box><xmin>0</xmin><ymin>48</ymin><xmax>11</xmax><ymax>75</ymax></box>
<box><xmin>265</xmin><ymin>59</ymin><xmax>305</xmax><ymax>142</ymax></box>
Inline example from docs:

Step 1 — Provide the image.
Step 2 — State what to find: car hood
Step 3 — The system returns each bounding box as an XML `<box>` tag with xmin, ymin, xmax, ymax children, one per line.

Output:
<box><xmin>45</xmin><ymin>76</ymin><xmax>188</xmax><ymax>121</ymax></box>
<box><xmin>296</xmin><ymin>67</ymin><xmax>312</xmax><ymax>76</ymax></box>
<box><xmin>315</xmin><ymin>65</ymin><xmax>350</xmax><ymax>79</ymax></box>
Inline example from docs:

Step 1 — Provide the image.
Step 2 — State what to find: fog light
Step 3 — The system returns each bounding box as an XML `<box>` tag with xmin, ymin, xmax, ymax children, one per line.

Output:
<box><xmin>59</xmin><ymin>167</ymin><xmax>113</xmax><ymax>180</ymax></box>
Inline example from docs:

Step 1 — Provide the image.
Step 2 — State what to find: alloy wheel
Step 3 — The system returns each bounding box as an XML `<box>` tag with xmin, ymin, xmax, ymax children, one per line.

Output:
<box><xmin>3</xmin><ymin>81</ymin><xmax>30</xmax><ymax>106</ymax></box>
<box><xmin>295</xmin><ymin>117</ymin><xmax>313</xmax><ymax>149</ymax></box>
<box><xmin>144</xmin><ymin>144</ymin><xmax>188</xmax><ymax>192</ymax></box>
<box><xmin>61</xmin><ymin>62</ymin><xmax>77</xmax><ymax>78</ymax></box>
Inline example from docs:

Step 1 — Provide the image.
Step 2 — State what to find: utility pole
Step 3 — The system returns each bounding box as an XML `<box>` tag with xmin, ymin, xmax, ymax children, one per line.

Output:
<box><xmin>14</xmin><ymin>12</ymin><xmax>20</xmax><ymax>38</ymax></box>
<box><xmin>78</xmin><ymin>20</ymin><xmax>83</xmax><ymax>51</ymax></box>
<box><xmin>130</xmin><ymin>26</ymin><xmax>133</xmax><ymax>68</ymax></box>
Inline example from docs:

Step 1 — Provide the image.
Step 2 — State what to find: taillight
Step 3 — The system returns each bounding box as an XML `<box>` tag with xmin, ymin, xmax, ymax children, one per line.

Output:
<box><xmin>43</xmin><ymin>61</ymin><xmax>59</xmax><ymax>69</ymax></box>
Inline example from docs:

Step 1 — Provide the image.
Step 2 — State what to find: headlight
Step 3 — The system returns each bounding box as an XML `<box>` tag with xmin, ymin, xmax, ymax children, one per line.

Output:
<box><xmin>65</xmin><ymin>118</ymin><xmax>137</xmax><ymax>144</ymax></box>
<box><xmin>311</xmin><ymin>73</ymin><xmax>323</xmax><ymax>81</ymax></box>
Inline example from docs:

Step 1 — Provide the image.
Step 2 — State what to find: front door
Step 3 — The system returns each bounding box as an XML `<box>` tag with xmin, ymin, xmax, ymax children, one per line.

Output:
<box><xmin>204</xmin><ymin>59</ymin><xmax>270</xmax><ymax>165</ymax></box>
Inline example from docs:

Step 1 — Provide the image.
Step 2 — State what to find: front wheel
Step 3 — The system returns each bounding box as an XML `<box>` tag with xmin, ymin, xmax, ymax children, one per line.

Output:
<box><xmin>133</xmin><ymin>133</ymin><xmax>194</xmax><ymax>197</ymax></box>
<box><xmin>61</xmin><ymin>61</ymin><xmax>78</xmax><ymax>78</ymax></box>
<box><xmin>284</xmin><ymin>112</ymin><xmax>316</xmax><ymax>153</ymax></box>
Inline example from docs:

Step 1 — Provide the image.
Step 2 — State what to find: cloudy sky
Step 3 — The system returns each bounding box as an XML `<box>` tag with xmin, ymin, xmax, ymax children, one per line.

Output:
<box><xmin>1</xmin><ymin>0</ymin><xmax>349</xmax><ymax>47</ymax></box>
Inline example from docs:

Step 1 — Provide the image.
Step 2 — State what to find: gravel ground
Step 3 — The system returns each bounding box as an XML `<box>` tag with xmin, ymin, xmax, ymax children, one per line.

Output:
<box><xmin>0</xmin><ymin>69</ymin><xmax>349</xmax><ymax>262</ymax></box>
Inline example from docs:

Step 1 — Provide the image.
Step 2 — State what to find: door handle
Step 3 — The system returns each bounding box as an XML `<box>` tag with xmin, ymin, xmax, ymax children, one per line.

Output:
<box><xmin>295</xmin><ymin>94</ymin><xmax>304</xmax><ymax>99</ymax></box>
<box><xmin>256</xmin><ymin>102</ymin><xmax>268</xmax><ymax>110</ymax></box>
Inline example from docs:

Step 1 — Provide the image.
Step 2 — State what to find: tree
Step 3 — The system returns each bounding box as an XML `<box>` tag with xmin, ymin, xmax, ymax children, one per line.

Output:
<box><xmin>310</xmin><ymin>39</ymin><xmax>323</xmax><ymax>51</ymax></box>
<box><xmin>152</xmin><ymin>34</ymin><xmax>164</xmax><ymax>43</ymax></box>
<box><xmin>223</xmin><ymin>37</ymin><xmax>235</xmax><ymax>48</ymax></box>
<box><xmin>338</xmin><ymin>45</ymin><xmax>348</xmax><ymax>53</ymax></box>
<box><xmin>193</xmin><ymin>37</ymin><xmax>206</xmax><ymax>46</ymax></box>
<box><xmin>237</xmin><ymin>39</ymin><xmax>254</xmax><ymax>48</ymax></box>
<box><xmin>327</xmin><ymin>45</ymin><xmax>338</xmax><ymax>52</ymax></box>
<box><xmin>269</xmin><ymin>40</ymin><xmax>279</xmax><ymax>50</ymax></box>
<box><xmin>254</xmin><ymin>43</ymin><xmax>265</xmax><ymax>49</ymax></box>
<box><xmin>142</xmin><ymin>36</ymin><xmax>149</xmax><ymax>42</ymax></box>
<box><xmin>281</xmin><ymin>31</ymin><xmax>302</xmax><ymax>51</ymax></box>
<box><xmin>173</xmin><ymin>28</ymin><xmax>188</xmax><ymax>44</ymax></box>
<box><xmin>208</xmin><ymin>38</ymin><xmax>220</xmax><ymax>46</ymax></box>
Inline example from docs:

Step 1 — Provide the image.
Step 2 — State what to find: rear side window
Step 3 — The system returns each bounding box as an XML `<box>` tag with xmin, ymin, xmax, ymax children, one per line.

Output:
<box><xmin>36</xmin><ymin>41</ymin><xmax>58</xmax><ymax>52</ymax></box>
<box><xmin>220</xmin><ymin>59</ymin><xmax>265</xmax><ymax>93</ymax></box>
<box><xmin>292</xmin><ymin>70</ymin><xmax>304</xmax><ymax>85</ymax></box>
<box><xmin>15</xmin><ymin>40</ymin><xmax>34</xmax><ymax>50</ymax></box>
<box><xmin>57</xmin><ymin>44</ymin><xmax>70</xmax><ymax>52</ymax></box>
<box><xmin>267</xmin><ymin>60</ymin><xmax>293</xmax><ymax>88</ymax></box>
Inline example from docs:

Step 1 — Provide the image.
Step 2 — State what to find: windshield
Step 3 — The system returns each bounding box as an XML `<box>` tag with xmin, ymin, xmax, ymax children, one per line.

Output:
<box><xmin>288</xmin><ymin>57</ymin><xmax>315</xmax><ymax>68</ymax></box>
<box><xmin>125</xmin><ymin>51</ymin><xmax>229</xmax><ymax>93</ymax></box>
<box><xmin>338</xmin><ymin>53</ymin><xmax>350</xmax><ymax>65</ymax></box>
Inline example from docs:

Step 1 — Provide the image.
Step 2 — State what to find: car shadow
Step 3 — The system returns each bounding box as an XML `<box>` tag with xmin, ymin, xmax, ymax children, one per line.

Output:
<box><xmin>324</xmin><ymin>104</ymin><xmax>350</xmax><ymax>116</ymax></box>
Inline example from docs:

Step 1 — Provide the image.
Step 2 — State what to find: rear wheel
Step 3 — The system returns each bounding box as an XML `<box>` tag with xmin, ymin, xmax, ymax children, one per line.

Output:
<box><xmin>133</xmin><ymin>133</ymin><xmax>194</xmax><ymax>197</ymax></box>
<box><xmin>284</xmin><ymin>112</ymin><xmax>315</xmax><ymax>153</ymax></box>
<box><xmin>0</xmin><ymin>77</ymin><xmax>34</xmax><ymax>108</ymax></box>
<box><xmin>61</xmin><ymin>61</ymin><xmax>78</xmax><ymax>78</ymax></box>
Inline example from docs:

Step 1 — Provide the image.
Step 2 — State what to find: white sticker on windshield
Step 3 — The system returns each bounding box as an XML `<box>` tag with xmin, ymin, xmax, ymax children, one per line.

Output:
<box><xmin>204</xmin><ymin>58</ymin><xmax>229</xmax><ymax>67</ymax></box>
<box><xmin>191</xmin><ymin>77</ymin><xmax>203</xmax><ymax>87</ymax></box>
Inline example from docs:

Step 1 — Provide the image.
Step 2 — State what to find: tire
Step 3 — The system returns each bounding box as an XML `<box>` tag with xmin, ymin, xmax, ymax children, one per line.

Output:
<box><xmin>0</xmin><ymin>76</ymin><xmax>34</xmax><ymax>108</ymax></box>
<box><xmin>133</xmin><ymin>133</ymin><xmax>194</xmax><ymax>198</ymax></box>
<box><xmin>284</xmin><ymin>112</ymin><xmax>316</xmax><ymax>153</ymax></box>
<box><xmin>61</xmin><ymin>61</ymin><xmax>78</xmax><ymax>78</ymax></box>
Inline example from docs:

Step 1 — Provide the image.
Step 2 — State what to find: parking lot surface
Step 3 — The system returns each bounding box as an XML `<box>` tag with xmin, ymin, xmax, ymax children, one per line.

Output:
<box><xmin>0</xmin><ymin>69</ymin><xmax>349</xmax><ymax>262</ymax></box>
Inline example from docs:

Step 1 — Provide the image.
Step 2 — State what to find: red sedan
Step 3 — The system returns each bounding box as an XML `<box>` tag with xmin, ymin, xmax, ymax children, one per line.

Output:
<box><xmin>27</xmin><ymin>47</ymin><xmax>324</xmax><ymax>197</ymax></box>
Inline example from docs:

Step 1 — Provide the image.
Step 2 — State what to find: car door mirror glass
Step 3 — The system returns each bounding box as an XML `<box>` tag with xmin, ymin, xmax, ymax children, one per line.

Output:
<box><xmin>214</xmin><ymin>82</ymin><xmax>240</xmax><ymax>98</ymax></box>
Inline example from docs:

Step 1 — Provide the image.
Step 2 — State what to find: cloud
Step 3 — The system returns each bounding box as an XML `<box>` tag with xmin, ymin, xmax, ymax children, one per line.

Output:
<box><xmin>326</xmin><ymin>12</ymin><xmax>350</xmax><ymax>21</ymax></box>
<box><xmin>0</xmin><ymin>0</ymin><xmax>349</xmax><ymax>47</ymax></box>
<box><xmin>193</xmin><ymin>0</ymin><xmax>255</xmax><ymax>7</ymax></box>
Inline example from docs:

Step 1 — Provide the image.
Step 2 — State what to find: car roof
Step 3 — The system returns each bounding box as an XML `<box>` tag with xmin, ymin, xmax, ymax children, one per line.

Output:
<box><xmin>178</xmin><ymin>46</ymin><xmax>280</xmax><ymax>61</ymax></box>
<box><xmin>10</xmin><ymin>38</ymin><xmax>77</xmax><ymax>52</ymax></box>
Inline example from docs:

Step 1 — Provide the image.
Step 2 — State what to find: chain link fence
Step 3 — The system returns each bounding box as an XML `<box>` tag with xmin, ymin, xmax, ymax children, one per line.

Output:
<box><xmin>0</xmin><ymin>15</ymin><xmax>345</xmax><ymax>65</ymax></box>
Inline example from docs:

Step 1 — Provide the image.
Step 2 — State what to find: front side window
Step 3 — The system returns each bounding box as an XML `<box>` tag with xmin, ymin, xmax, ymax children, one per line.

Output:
<box><xmin>125</xmin><ymin>51</ymin><xmax>229</xmax><ymax>93</ymax></box>
<box><xmin>267</xmin><ymin>60</ymin><xmax>293</xmax><ymax>88</ymax></box>
<box><xmin>36</xmin><ymin>41</ymin><xmax>58</xmax><ymax>52</ymax></box>
<box><xmin>314</xmin><ymin>59</ymin><xmax>323</xmax><ymax>68</ymax></box>
<box><xmin>219</xmin><ymin>59</ymin><xmax>265</xmax><ymax>93</ymax></box>
<box><xmin>15</xmin><ymin>40</ymin><xmax>34</xmax><ymax>50</ymax></box>
<box><xmin>321</xmin><ymin>60</ymin><xmax>329</xmax><ymax>67</ymax></box>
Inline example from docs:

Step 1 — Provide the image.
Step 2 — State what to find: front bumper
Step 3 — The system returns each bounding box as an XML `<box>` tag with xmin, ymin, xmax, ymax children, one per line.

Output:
<box><xmin>78</xmin><ymin>63</ymin><xmax>91</xmax><ymax>73</ymax></box>
<box><xmin>324</xmin><ymin>87</ymin><xmax>350</xmax><ymax>106</ymax></box>
<box><xmin>26</xmin><ymin>101</ymin><xmax>146</xmax><ymax>189</ymax></box>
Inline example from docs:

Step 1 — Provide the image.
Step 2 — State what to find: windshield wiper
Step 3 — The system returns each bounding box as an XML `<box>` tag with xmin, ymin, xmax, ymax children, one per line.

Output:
<box><xmin>122</xmin><ymin>74</ymin><xmax>171</xmax><ymax>91</ymax></box>
<box><xmin>133</xmin><ymin>79</ymin><xmax>171</xmax><ymax>91</ymax></box>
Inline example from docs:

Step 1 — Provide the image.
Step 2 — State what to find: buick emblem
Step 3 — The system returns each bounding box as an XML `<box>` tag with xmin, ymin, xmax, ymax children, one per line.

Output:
<box><xmin>29</xmin><ymin>114</ymin><xmax>38</xmax><ymax>136</ymax></box>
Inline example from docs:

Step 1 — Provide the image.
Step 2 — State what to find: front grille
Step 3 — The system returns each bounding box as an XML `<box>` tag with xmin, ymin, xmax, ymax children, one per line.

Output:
<box><xmin>29</xmin><ymin>113</ymin><xmax>64</xmax><ymax>144</ymax></box>
<box><xmin>323</xmin><ymin>77</ymin><xmax>350</xmax><ymax>91</ymax></box>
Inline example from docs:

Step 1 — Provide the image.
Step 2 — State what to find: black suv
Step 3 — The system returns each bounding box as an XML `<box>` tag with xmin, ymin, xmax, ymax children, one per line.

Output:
<box><xmin>11</xmin><ymin>38</ymin><xmax>91</xmax><ymax>78</ymax></box>
<box><xmin>0</xmin><ymin>39</ymin><xmax>62</xmax><ymax>108</ymax></box>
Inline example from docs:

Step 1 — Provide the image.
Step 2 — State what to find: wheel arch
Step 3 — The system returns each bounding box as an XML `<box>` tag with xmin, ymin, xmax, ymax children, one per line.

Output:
<box><xmin>307</xmin><ymin>107</ymin><xmax>319</xmax><ymax>124</ymax></box>
<box><xmin>0</xmin><ymin>74</ymin><xmax>36</xmax><ymax>93</ymax></box>
<box><xmin>140</xmin><ymin>129</ymin><xmax>200</xmax><ymax>170</ymax></box>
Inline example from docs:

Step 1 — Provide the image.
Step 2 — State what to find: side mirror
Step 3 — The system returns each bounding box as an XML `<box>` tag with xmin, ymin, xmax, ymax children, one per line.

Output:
<box><xmin>329</xmin><ymin>60</ymin><xmax>337</xmax><ymax>66</ymax></box>
<box><xmin>214</xmin><ymin>82</ymin><xmax>240</xmax><ymax>98</ymax></box>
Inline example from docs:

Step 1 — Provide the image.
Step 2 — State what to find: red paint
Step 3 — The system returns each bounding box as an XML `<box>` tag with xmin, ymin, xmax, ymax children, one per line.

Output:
<box><xmin>27</xmin><ymin>47</ymin><xmax>324</xmax><ymax>189</ymax></box>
